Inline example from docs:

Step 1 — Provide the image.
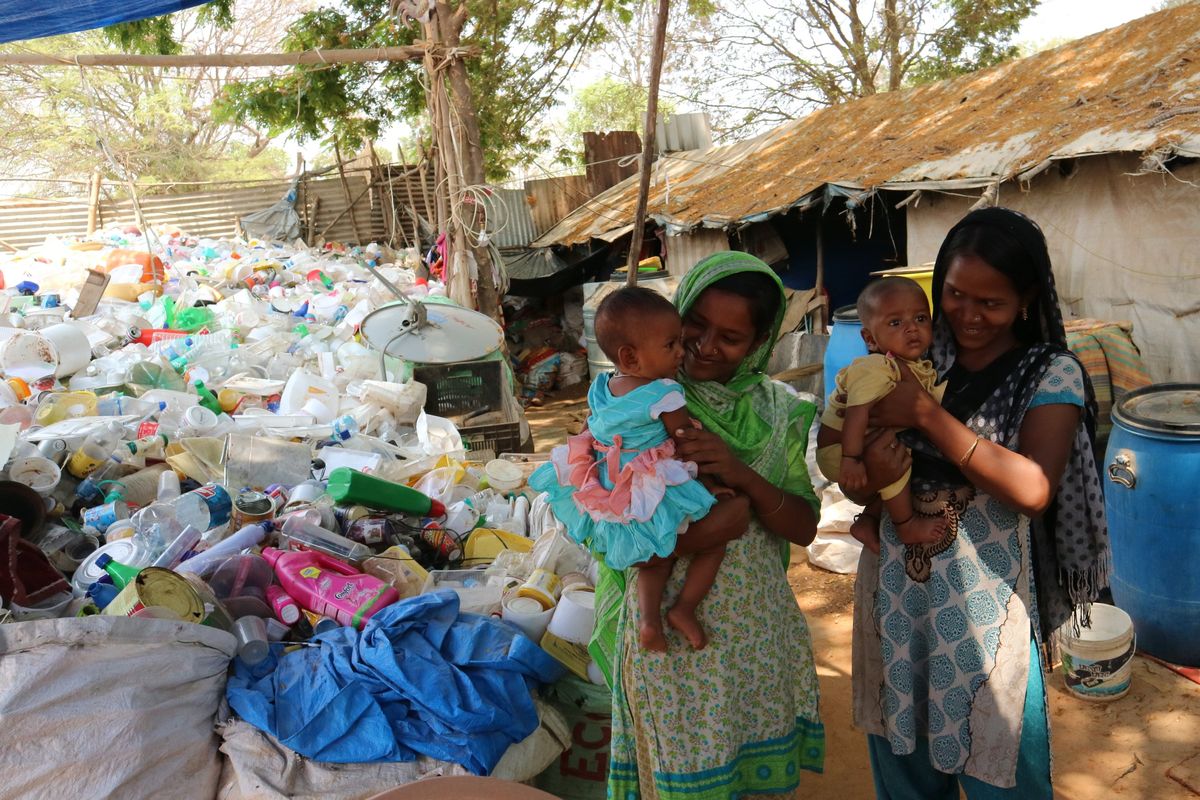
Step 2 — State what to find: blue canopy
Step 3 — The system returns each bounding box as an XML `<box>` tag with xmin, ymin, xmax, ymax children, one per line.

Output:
<box><xmin>0</xmin><ymin>1</ymin><xmax>208</xmax><ymax>45</ymax></box>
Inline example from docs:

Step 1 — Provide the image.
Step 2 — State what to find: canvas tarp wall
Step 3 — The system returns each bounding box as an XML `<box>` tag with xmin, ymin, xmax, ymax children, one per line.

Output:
<box><xmin>906</xmin><ymin>153</ymin><xmax>1200</xmax><ymax>383</ymax></box>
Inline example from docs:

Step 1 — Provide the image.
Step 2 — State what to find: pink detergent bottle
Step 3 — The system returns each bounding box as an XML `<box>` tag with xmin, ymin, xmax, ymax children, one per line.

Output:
<box><xmin>262</xmin><ymin>547</ymin><xmax>399</xmax><ymax>629</ymax></box>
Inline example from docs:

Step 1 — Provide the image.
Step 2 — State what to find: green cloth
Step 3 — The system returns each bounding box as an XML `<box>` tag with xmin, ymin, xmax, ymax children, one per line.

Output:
<box><xmin>588</xmin><ymin>251</ymin><xmax>819</xmax><ymax>688</ymax></box>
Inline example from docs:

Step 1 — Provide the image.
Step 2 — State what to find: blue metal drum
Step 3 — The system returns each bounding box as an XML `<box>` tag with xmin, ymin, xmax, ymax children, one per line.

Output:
<box><xmin>1105</xmin><ymin>383</ymin><xmax>1200</xmax><ymax>666</ymax></box>
<box><xmin>823</xmin><ymin>305</ymin><xmax>869</xmax><ymax>404</ymax></box>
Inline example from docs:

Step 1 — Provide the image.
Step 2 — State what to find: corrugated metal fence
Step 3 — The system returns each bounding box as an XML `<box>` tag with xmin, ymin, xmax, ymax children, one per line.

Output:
<box><xmin>0</xmin><ymin>165</ymin><xmax>436</xmax><ymax>252</ymax></box>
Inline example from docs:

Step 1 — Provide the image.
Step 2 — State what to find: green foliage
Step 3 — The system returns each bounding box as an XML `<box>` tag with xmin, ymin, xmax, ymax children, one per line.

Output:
<box><xmin>906</xmin><ymin>0</ymin><xmax>1039</xmax><ymax>84</ymax></box>
<box><xmin>104</xmin><ymin>0</ymin><xmax>234</xmax><ymax>54</ymax></box>
<box><xmin>215</xmin><ymin>0</ymin><xmax>631</xmax><ymax>180</ymax></box>
<box><xmin>0</xmin><ymin>20</ymin><xmax>288</xmax><ymax>195</ymax></box>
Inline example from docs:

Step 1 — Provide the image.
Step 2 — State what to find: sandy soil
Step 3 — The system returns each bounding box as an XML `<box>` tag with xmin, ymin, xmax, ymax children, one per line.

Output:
<box><xmin>527</xmin><ymin>388</ymin><xmax>1200</xmax><ymax>799</ymax></box>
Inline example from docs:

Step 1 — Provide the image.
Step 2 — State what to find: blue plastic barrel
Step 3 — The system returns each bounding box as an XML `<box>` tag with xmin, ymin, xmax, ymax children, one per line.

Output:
<box><xmin>823</xmin><ymin>305</ymin><xmax>869</xmax><ymax>404</ymax></box>
<box><xmin>1105</xmin><ymin>383</ymin><xmax>1200</xmax><ymax>666</ymax></box>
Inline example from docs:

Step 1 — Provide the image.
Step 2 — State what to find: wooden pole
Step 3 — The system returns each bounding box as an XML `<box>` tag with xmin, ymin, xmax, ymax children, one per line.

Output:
<box><xmin>307</xmin><ymin>196</ymin><xmax>322</xmax><ymax>246</ymax></box>
<box><xmin>814</xmin><ymin>221</ymin><xmax>827</xmax><ymax>334</ymax></box>
<box><xmin>366</xmin><ymin>141</ymin><xmax>395</xmax><ymax>246</ymax></box>
<box><xmin>334</xmin><ymin>142</ymin><xmax>368</xmax><ymax>244</ymax></box>
<box><xmin>397</xmin><ymin>147</ymin><xmax>422</xmax><ymax>248</ymax></box>
<box><xmin>86</xmin><ymin>170</ymin><xmax>102</xmax><ymax>235</ymax></box>
<box><xmin>0</xmin><ymin>46</ymin><xmax>460</xmax><ymax>68</ymax></box>
<box><xmin>625</xmin><ymin>0</ymin><xmax>671</xmax><ymax>287</ymax></box>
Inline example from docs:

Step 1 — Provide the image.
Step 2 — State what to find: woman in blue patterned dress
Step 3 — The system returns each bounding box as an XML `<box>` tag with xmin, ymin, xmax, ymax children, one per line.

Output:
<box><xmin>844</xmin><ymin>208</ymin><xmax>1110</xmax><ymax>798</ymax></box>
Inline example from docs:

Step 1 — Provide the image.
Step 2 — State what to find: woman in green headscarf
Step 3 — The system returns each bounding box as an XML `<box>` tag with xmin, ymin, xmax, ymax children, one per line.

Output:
<box><xmin>600</xmin><ymin>251</ymin><xmax>826</xmax><ymax>800</ymax></box>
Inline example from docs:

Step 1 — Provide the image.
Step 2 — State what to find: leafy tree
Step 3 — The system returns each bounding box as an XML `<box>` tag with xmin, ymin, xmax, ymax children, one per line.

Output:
<box><xmin>680</xmin><ymin>0</ymin><xmax>1039</xmax><ymax>139</ymax></box>
<box><xmin>216</xmin><ymin>0</ymin><xmax>632</xmax><ymax>181</ymax></box>
<box><xmin>0</xmin><ymin>0</ymin><xmax>295</xmax><ymax>195</ymax></box>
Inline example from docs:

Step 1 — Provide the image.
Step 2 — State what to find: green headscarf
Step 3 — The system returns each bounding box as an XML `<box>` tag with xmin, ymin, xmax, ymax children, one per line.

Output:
<box><xmin>589</xmin><ymin>251</ymin><xmax>819</xmax><ymax>688</ymax></box>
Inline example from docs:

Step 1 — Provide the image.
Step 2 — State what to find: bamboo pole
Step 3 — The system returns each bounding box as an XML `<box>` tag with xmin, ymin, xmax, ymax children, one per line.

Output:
<box><xmin>86</xmin><ymin>170</ymin><xmax>102</xmax><ymax>235</ymax></box>
<box><xmin>397</xmin><ymin>147</ymin><xmax>422</xmax><ymax>248</ymax></box>
<box><xmin>334</xmin><ymin>142</ymin><xmax>367</xmax><ymax>244</ymax></box>
<box><xmin>0</xmin><ymin>46</ymin><xmax>471</xmax><ymax>68</ymax></box>
<box><xmin>625</xmin><ymin>0</ymin><xmax>671</xmax><ymax>287</ymax></box>
<box><xmin>814</xmin><ymin>222</ymin><xmax>827</xmax><ymax>334</ymax></box>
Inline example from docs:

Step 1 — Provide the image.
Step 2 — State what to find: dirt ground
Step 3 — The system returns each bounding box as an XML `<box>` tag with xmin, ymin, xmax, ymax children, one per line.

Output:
<box><xmin>527</xmin><ymin>388</ymin><xmax>1200</xmax><ymax>799</ymax></box>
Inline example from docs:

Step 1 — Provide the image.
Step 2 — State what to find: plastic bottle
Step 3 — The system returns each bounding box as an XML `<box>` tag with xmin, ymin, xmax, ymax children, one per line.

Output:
<box><xmin>325</xmin><ymin>468</ymin><xmax>446</xmax><ymax>517</ymax></box>
<box><xmin>262</xmin><ymin>547</ymin><xmax>399</xmax><ymax>629</ymax></box>
<box><xmin>34</xmin><ymin>390</ymin><xmax>98</xmax><ymax>426</ymax></box>
<box><xmin>95</xmin><ymin>553</ymin><xmax>142</xmax><ymax>590</ymax></box>
<box><xmin>151</xmin><ymin>525</ymin><xmax>202</xmax><ymax>569</ymax></box>
<box><xmin>266</xmin><ymin>585</ymin><xmax>301</xmax><ymax>625</ymax></box>
<box><xmin>174</xmin><ymin>521</ymin><xmax>271</xmax><ymax>576</ymax></box>
<box><xmin>192</xmin><ymin>380</ymin><xmax>222</xmax><ymax>415</ymax></box>
<box><xmin>136</xmin><ymin>483</ymin><xmax>232</xmax><ymax>537</ymax></box>
<box><xmin>96</xmin><ymin>393</ymin><xmax>161</xmax><ymax>418</ymax></box>
<box><xmin>278</xmin><ymin>514</ymin><xmax>373</xmax><ymax>564</ymax></box>
<box><xmin>65</xmin><ymin>422</ymin><xmax>124</xmax><ymax>479</ymax></box>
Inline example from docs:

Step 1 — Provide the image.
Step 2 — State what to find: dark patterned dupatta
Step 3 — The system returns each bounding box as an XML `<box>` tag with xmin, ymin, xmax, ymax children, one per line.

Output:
<box><xmin>908</xmin><ymin>208</ymin><xmax>1110</xmax><ymax>646</ymax></box>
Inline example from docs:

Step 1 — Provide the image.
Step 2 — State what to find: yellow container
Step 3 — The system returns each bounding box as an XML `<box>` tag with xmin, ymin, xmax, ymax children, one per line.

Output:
<box><xmin>517</xmin><ymin>568</ymin><xmax>562</xmax><ymax>610</ymax></box>
<box><xmin>873</xmin><ymin>265</ymin><xmax>935</xmax><ymax>309</ymax></box>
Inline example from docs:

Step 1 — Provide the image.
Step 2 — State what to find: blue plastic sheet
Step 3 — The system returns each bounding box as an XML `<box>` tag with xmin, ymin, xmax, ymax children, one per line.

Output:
<box><xmin>226</xmin><ymin>591</ymin><xmax>566</xmax><ymax>775</ymax></box>
<box><xmin>0</xmin><ymin>1</ymin><xmax>208</xmax><ymax>45</ymax></box>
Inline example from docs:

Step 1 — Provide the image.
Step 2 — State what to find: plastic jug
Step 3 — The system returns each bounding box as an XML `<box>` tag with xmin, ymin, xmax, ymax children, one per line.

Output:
<box><xmin>325</xmin><ymin>467</ymin><xmax>446</xmax><ymax>517</ymax></box>
<box><xmin>262</xmin><ymin>547</ymin><xmax>399</xmax><ymax>629</ymax></box>
<box><xmin>279</xmin><ymin>369</ymin><xmax>339</xmax><ymax>423</ymax></box>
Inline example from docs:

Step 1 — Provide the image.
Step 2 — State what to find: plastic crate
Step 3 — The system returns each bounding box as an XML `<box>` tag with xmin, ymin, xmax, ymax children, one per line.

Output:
<box><xmin>413</xmin><ymin>360</ymin><xmax>505</xmax><ymax>418</ymax></box>
<box><xmin>460</xmin><ymin>420</ymin><xmax>522</xmax><ymax>458</ymax></box>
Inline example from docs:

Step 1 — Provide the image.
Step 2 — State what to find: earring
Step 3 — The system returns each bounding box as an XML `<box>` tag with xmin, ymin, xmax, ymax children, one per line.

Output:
<box><xmin>1021</xmin><ymin>307</ymin><xmax>1029</xmax><ymax>321</ymax></box>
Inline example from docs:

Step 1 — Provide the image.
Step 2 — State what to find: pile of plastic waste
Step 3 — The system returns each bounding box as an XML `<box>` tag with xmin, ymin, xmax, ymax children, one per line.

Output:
<box><xmin>0</xmin><ymin>224</ymin><xmax>606</xmax><ymax>775</ymax></box>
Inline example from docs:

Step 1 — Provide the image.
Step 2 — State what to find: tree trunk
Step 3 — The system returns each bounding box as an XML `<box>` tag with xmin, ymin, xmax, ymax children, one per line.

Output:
<box><xmin>437</xmin><ymin>1</ymin><xmax>501</xmax><ymax>320</ymax></box>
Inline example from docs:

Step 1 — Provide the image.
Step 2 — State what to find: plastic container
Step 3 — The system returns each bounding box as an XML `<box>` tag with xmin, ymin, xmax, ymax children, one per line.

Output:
<box><xmin>40</xmin><ymin>322</ymin><xmax>93</xmax><ymax>377</ymax></box>
<box><xmin>174</xmin><ymin>522</ymin><xmax>271</xmax><ymax>576</ymax></box>
<box><xmin>8</xmin><ymin>456</ymin><xmax>61</xmax><ymax>496</ymax></box>
<box><xmin>267</xmin><ymin>585</ymin><xmax>301</xmax><ymax>625</ymax></box>
<box><xmin>484</xmin><ymin>459</ymin><xmax>523</xmax><ymax>493</ymax></box>
<box><xmin>1106</xmin><ymin>383</ymin><xmax>1200</xmax><ymax>666</ymax></box>
<box><xmin>1059</xmin><ymin>603</ymin><xmax>1136</xmax><ymax>701</ymax></box>
<box><xmin>262</xmin><ymin>547</ymin><xmax>399</xmax><ymax>629</ymax></box>
<box><xmin>823</xmin><ymin>304</ymin><xmax>869</xmax><ymax>404</ymax></box>
<box><xmin>278</xmin><ymin>515</ymin><xmax>373</xmax><ymax>564</ymax></box>
<box><xmin>233</xmin><ymin>616</ymin><xmax>270</xmax><ymax>664</ymax></box>
<box><xmin>325</xmin><ymin>467</ymin><xmax>446</xmax><ymax>517</ymax></box>
<box><xmin>502</xmin><ymin>593</ymin><xmax>554</xmax><ymax>642</ymax></box>
<box><xmin>34</xmin><ymin>391</ymin><xmax>97</xmax><ymax>426</ymax></box>
<box><xmin>279</xmin><ymin>370</ymin><xmax>339</xmax><ymax>422</ymax></box>
<box><xmin>65</xmin><ymin>422</ymin><xmax>123</xmax><ymax>479</ymax></box>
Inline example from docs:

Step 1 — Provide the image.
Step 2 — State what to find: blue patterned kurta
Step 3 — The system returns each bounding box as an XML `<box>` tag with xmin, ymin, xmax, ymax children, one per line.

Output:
<box><xmin>853</xmin><ymin>354</ymin><xmax>1085</xmax><ymax>788</ymax></box>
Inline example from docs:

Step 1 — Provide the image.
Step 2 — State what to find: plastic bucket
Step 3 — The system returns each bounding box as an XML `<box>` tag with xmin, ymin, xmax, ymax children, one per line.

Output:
<box><xmin>0</xmin><ymin>331</ymin><xmax>57</xmax><ymax>381</ymax></box>
<box><xmin>1059</xmin><ymin>603</ymin><xmax>1135</xmax><ymax>701</ymax></box>
<box><xmin>822</xmin><ymin>305</ymin><xmax>868</xmax><ymax>404</ymax></box>
<box><xmin>40</xmin><ymin>323</ymin><xmax>93</xmax><ymax>377</ymax></box>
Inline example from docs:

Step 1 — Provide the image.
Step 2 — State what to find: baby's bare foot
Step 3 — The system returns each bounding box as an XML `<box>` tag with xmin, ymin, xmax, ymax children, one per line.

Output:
<box><xmin>850</xmin><ymin>515</ymin><xmax>881</xmax><ymax>554</ymax></box>
<box><xmin>640</xmin><ymin>620</ymin><xmax>668</xmax><ymax>652</ymax></box>
<box><xmin>666</xmin><ymin>605</ymin><xmax>708</xmax><ymax>650</ymax></box>
<box><xmin>895</xmin><ymin>514</ymin><xmax>946</xmax><ymax>546</ymax></box>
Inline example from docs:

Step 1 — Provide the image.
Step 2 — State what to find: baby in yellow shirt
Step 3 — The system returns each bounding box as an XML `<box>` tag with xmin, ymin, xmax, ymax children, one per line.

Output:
<box><xmin>817</xmin><ymin>277</ymin><xmax>947</xmax><ymax>552</ymax></box>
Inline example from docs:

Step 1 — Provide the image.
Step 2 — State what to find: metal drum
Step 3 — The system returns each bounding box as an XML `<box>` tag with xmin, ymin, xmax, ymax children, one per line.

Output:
<box><xmin>1105</xmin><ymin>383</ymin><xmax>1200</xmax><ymax>666</ymax></box>
<box><xmin>822</xmin><ymin>304</ymin><xmax>868</xmax><ymax>404</ymax></box>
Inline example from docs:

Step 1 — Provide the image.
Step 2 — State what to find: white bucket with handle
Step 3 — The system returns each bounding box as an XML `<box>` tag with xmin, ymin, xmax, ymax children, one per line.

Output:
<box><xmin>1059</xmin><ymin>603</ymin><xmax>1135</xmax><ymax>701</ymax></box>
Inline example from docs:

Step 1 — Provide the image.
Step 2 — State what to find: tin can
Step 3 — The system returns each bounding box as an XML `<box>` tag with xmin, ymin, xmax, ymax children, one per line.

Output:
<box><xmin>419</xmin><ymin>525</ymin><xmax>463</xmax><ymax>565</ymax></box>
<box><xmin>37</xmin><ymin>438</ymin><xmax>68</xmax><ymax>465</ymax></box>
<box><xmin>516</xmin><ymin>568</ymin><xmax>562</xmax><ymax>610</ymax></box>
<box><xmin>232</xmin><ymin>490</ymin><xmax>275</xmax><ymax>529</ymax></box>
<box><xmin>102</xmin><ymin>568</ymin><xmax>205</xmax><ymax>623</ymax></box>
<box><xmin>346</xmin><ymin>514</ymin><xmax>393</xmax><ymax>546</ymax></box>
<box><xmin>332</xmin><ymin>504</ymin><xmax>371</xmax><ymax>533</ymax></box>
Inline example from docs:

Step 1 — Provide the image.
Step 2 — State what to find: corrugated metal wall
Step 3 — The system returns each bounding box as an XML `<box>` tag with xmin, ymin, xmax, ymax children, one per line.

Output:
<box><xmin>0</xmin><ymin>166</ymin><xmax>436</xmax><ymax>251</ymax></box>
<box><xmin>524</xmin><ymin>175</ymin><xmax>590</xmax><ymax>237</ymax></box>
<box><xmin>484</xmin><ymin>188</ymin><xmax>538</xmax><ymax>249</ymax></box>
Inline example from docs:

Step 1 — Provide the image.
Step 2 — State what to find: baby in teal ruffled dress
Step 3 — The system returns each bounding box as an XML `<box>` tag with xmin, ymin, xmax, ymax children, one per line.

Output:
<box><xmin>530</xmin><ymin>287</ymin><xmax>748</xmax><ymax>651</ymax></box>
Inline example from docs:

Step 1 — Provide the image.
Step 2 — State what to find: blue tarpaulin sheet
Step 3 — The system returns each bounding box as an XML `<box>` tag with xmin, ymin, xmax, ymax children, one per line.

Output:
<box><xmin>226</xmin><ymin>590</ymin><xmax>566</xmax><ymax>775</ymax></box>
<box><xmin>0</xmin><ymin>1</ymin><xmax>209</xmax><ymax>45</ymax></box>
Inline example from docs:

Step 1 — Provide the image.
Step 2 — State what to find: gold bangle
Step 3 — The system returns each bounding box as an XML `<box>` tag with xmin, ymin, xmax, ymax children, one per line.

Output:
<box><xmin>958</xmin><ymin>435</ymin><xmax>983</xmax><ymax>468</ymax></box>
<box><xmin>765</xmin><ymin>490</ymin><xmax>787</xmax><ymax>516</ymax></box>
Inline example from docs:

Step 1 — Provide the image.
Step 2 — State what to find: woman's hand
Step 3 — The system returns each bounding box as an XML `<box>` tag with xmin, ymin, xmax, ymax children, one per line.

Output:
<box><xmin>673</xmin><ymin>426</ymin><xmax>751</xmax><ymax>490</ymax></box>
<box><xmin>867</xmin><ymin>361</ymin><xmax>935</xmax><ymax>430</ymax></box>
<box><xmin>840</xmin><ymin>429</ymin><xmax>911</xmax><ymax>505</ymax></box>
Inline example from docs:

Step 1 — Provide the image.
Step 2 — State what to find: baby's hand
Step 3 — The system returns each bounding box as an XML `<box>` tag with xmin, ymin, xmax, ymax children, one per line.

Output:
<box><xmin>841</xmin><ymin>456</ymin><xmax>868</xmax><ymax>491</ymax></box>
<box><xmin>700</xmin><ymin>475</ymin><xmax>736</xmax><ymax>499</ymax></box>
